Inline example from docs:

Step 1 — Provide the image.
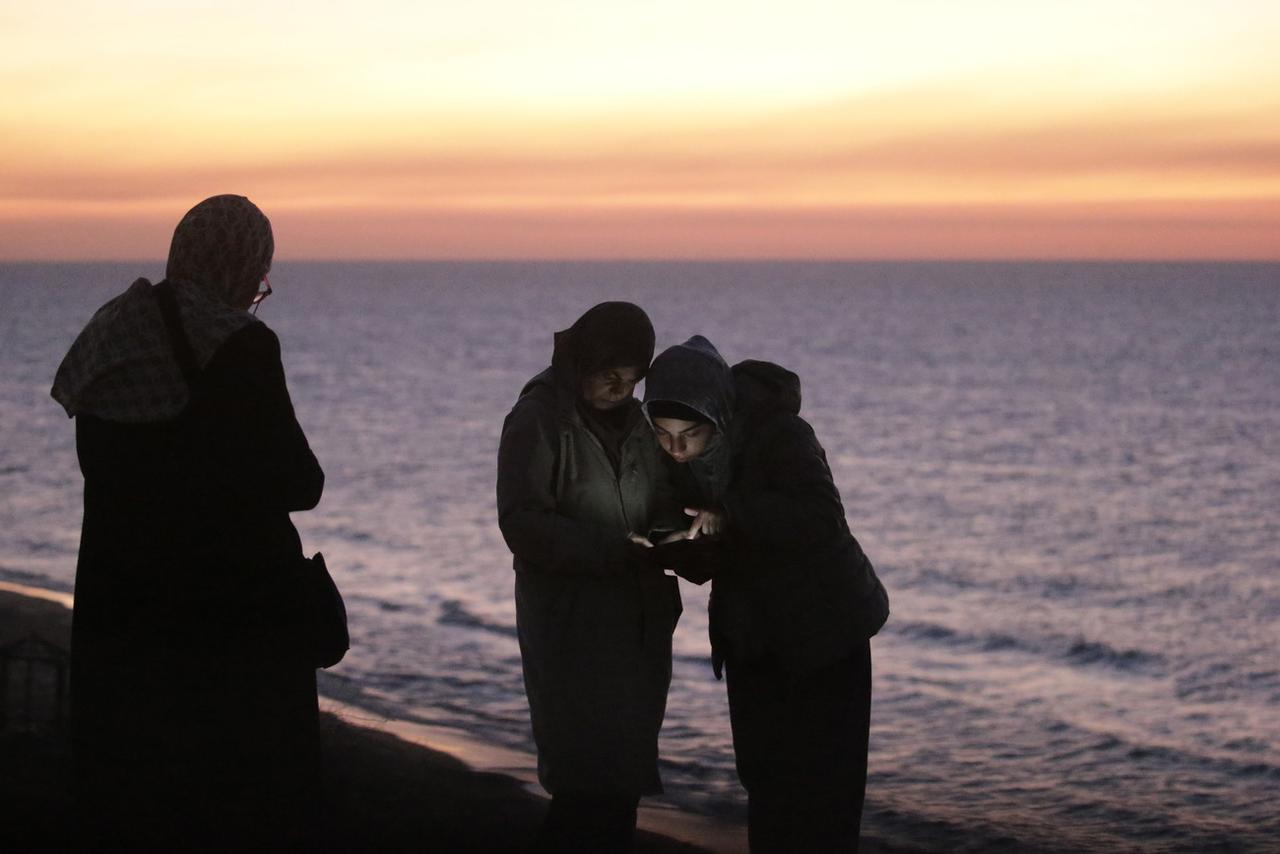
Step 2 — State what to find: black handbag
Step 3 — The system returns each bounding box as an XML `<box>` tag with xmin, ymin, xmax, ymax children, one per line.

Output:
<box><xmin>154</xmin><ymin>280</ymin><xmax>349</xmax><ymax>669</ymax></box>
<box><xmin>300</xmin><ymin>552</ymin><xmax>350</xmax><ymax>669</ymax></box>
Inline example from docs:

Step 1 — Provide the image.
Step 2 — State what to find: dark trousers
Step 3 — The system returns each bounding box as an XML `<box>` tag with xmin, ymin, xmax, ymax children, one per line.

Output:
<box><xmin>726</xmin><ymin>641</ymin><xmax>872</xmax><ymax>853</ymax></box>
<box><xmin>533</xmin><ymin>791</ymin><xmax>640</xmax><ymax>853</ymax></box>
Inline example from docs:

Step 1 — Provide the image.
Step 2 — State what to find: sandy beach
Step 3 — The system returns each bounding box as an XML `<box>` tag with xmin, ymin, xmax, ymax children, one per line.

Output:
<box><xmin>0</xmin><ymin>584</ymin><xmax>911</xmax><ymax>853</ymax></box>
<box><xmin>0</xmin><ymin>586</ymin><xmax>715</xmax><ymax>852</ymax></box>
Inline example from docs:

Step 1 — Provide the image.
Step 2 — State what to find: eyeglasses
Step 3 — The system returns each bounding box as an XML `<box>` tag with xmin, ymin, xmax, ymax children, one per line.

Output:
<box><xmin>250</xmin><ymin>274</ymin><xmax>272</xmax><ymax>315</ymax></box>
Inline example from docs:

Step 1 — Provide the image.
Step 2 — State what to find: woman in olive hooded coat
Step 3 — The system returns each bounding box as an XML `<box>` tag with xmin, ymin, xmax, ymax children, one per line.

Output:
<box><xmin>642</xmin><ymin>335</ymin><xmax>889</xmax><ymax>854</ymax></box>
<box><xmin>496</xmin><ymin>302</ymin><xmax>683</xmax><ymax>852</ymax></box>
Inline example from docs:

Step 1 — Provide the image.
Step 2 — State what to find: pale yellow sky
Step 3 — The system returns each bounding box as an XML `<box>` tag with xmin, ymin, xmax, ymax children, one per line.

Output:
<box><xmin>2</xmin><ymin>0</ymin><xmax>1278</xmax><ymax>258</ymax></box>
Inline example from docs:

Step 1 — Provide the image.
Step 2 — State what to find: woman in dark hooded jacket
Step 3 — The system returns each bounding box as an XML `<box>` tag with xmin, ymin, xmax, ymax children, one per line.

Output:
<box><xmin>641</xmin><ymin>335</ymin><xmax>889</xmax><ymax>854</ymax></box>
<box><xmin>496</xmin><ymin>302</ymin><xmax>684</xmax><ymax>852</ymax></box>
<box><xmin>51</xmin><ymin>195</ymin><xmax>324</xmax><ymax>852</ymax></box>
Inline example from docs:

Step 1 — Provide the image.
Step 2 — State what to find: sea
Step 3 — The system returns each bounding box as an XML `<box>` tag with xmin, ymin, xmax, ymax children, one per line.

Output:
<box><xmin>2</xmin><ymin>260</ymin><xmax>1278</xmax><ymax>852</ymax></box>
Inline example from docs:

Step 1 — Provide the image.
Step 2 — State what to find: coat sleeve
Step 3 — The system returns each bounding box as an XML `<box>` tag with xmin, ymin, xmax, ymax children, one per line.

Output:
<box><xmin>721</xmin><ymin>414</ymin><xmax>848</xmax><ymax>550</ymax></box>
<box><xmin>496</xmin><ymin>397</ymin><xmax>631</xmax><ymax>575</ymax></box>
<box><xmin>203</xmin><ymin>323</ymin><xmax>325</xmax><ymax>512</ymax></box>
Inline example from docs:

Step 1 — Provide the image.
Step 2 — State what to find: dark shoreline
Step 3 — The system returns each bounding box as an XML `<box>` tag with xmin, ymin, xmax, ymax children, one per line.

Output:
<box><xmin>0</xmin><ymin>588</ymin><xmax>716</xmax><ymax>853</ymax></box>
<box><xmin>0</xmin><ymin>586</ymin><xmax>928</xmax><ymax>853</ymax></box>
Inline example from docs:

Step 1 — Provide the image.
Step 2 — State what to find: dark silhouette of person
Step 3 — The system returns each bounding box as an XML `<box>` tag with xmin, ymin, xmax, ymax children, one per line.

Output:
<box><xmin>640</xmin><ymin>335</ymin><xmax>889</xmax><ymax>853</ymax></box>
<box><xmin>51</xmin><ymin>194</ymin><xmax>325</xmax><ymax>852</ymax></box>
<box><xmin>496</xmin><ymin>302</ymin><xmax>684</xmax><ymax>852</ymax></box>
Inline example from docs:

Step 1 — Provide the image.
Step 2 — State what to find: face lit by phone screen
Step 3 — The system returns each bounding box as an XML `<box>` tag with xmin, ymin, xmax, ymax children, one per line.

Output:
<box><xmin>652</xmin><ymin>417</ymin><xmax>714</xmax><ymax>462</ymax></box>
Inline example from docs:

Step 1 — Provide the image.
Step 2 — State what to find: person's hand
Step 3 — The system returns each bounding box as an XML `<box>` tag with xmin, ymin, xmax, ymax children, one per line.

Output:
<box><xmin>684</xmin><ymin>507</ymin><xmax>724</xmax><ymax>540</ymax></box>
<box><xmin>657</xmin><ymin>529</ymin><xmax>689</xmax><ymax>545</ymax></box>
<box><xmin>628</xmin><ymin>532</ymin><xmax>654</xmax><ymax>548</ymax></box>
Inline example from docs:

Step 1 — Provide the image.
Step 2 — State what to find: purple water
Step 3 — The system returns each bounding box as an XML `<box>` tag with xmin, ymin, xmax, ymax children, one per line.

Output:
<box><xmin>3</xmin><ymin>260</ymin><xmax>1278</xmax><ymax>851</ymax></box>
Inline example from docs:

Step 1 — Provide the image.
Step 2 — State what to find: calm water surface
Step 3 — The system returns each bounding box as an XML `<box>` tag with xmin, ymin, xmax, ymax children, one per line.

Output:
<box><xmin>2</xmin><ymin>261</ymin><xmax>1278</xmax><ymax>851</ymax></box>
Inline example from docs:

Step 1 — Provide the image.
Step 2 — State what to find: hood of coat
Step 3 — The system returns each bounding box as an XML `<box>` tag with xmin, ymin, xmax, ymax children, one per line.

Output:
<box><xmin>641</xmin><ymin>342</ymin><xmax>805</xmax><ymax>501</ymax></box>
<box><xmin>730</xmin><ymin>359</ymin><xmax>802</xmax><ymax>425</ymax></box>
<box><xmin>641</xmin><ymin>335</ymin><xmax>735</xmax><ymax>435</ymax></box>
<box><xmin>549</xmin><ymin>301</ymin><xmax>655</xmax><ymax>391</ymax></box>
<box><xmin>641</xmin><ymin>335</ymin><xmax>735</xmax><ymax>503</ymax></box>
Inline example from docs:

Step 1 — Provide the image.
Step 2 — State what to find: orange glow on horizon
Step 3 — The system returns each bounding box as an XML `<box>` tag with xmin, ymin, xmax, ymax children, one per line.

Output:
<box><xmin>3</xmin><ymin>1</ymin><xmax>1279</xmax><ymax>260</ymax></box>
<box><xmin>6</xmin><ymin>198</ymin><xmax>1275</xmax><ymax>262</ymax></box>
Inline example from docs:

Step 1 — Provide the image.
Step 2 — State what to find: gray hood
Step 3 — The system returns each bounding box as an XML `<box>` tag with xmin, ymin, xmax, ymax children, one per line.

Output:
<box><xmin>641</xmin><ymin>335</ymin><xmax>735</xmax><ymax>435</ymax></box>
<box><xmin>643</xmin><ymin>339</ymin><xmax>804</xmax><ymax>440</ymax></box>
<box><xmin>642</xmin><ymin>335</ymin><xmax>735</xmax><ymax>504</ymax></box>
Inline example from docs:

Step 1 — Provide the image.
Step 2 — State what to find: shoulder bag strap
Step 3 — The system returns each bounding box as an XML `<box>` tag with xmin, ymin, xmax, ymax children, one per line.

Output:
<box><xmin>152</xmin><ymin>279</ymin><xmax>201</xmax><ymax>388</ymax></box>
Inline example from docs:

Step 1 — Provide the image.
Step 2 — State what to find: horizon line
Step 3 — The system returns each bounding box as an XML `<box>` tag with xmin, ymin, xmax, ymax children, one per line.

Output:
<box><xmin>3</xmin><ymin>256</ymin><xmax>1279</xmax><ymax>265</ymax></box>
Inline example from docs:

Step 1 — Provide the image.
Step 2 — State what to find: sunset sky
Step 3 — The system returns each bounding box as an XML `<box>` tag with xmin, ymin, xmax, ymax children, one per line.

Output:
<box><xmin>2</xmin><ymin>0</ymin><xmax>1278</xmax><ymax>260</ymax></box>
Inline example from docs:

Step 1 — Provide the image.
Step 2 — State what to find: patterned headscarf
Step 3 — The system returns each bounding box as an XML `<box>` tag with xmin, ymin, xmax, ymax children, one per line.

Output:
<box><xmin>166</xmin><ymin>193</ymin><xmax>273</xmax><ymax>305</ymax></box>
<box><xmin>51</xmin><ymin>195</ymin><xmax>272</xmax><ymax>423</ymax></box>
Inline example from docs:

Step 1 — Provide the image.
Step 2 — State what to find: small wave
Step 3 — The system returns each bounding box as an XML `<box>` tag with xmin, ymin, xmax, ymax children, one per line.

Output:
<box><xmin>903</xmin><ymin>566</ymin><xmax>980</xmax><ymax>590</ymax></box>
<box><xmin>1029</xmin><ymin>574</ymin><xmax>1089</xmax><ymax>599</ymax></box>
<box><xmin>1222</xmin><ymin>736</ymin><xmax>1270</xmax><ymax>752</ymax></box>
<box><xmin>673</xmin><ymin>652</ymin><xmax>715</xmax><ymax>668</ymax></box>
<box><xmin>1033</xmin><ymin>719</ymin><xmax>1280</xmax><ymax>810</ymax></box>
<box><xmin>982</xmin><ymin>633</ymin><xmax>1020</xmax><ymax>651</ymax></box>
<box><xmin>902</xmin><ymin>566</ymin><xmax>1113</xmax><ymax>603</ymax></box>
<box><xmin>1173</xmin><ymin>660</ymin><xmax>1267</xmax><ymax>702</ymax></box>
<box><xmin>15</xmin><ymin>540</ymin><xmax>76</xmax><ymax>556</ymax></box>
<box><xmin>1243</xmin><ymin>668</ymin><xmax>1280</xmax><ymax>692</ymax></box>
<box><xmin>367</xmin><ymin>670</ymin><xmax>425</xmax><ymax>687</ymax></box>
<box><xmin>1124</xmin><ymin>742</ymin><xmax>1280</xmax><ymax>783</ymax></box>
<box><xmin>1064</xmin><ymin>639</ymin><xmax>1164</xmax><ymax>670</ymax></box>
<box><xmin>0</xmin><ymin>566</ymin><xmax>72</xmax><ymax>593</ymax></box>
<box><xmin>342</xmin><ymin>592</ymin><xmax>422</xmax><ymax>616</ymax></box>
<box><xmin>891</xmin><ymin>619</ymin><xmax>1165</xmax><ymax>674</ymax></box>
<box><xmin>1031</xmin><ymin>710</ymin><xmax>1280</xmax><ymax>800</ymax></box>
<box><xmin>438</xmin><ymin>599</ymin><xmax>517</xmax><ymax>638</ymax></box>
<box><xmin>894</xmin><ymin>620</ymin><xmax>961</xmax><ymax>644</ymax></box>
<box><xmin>315</xmin><ymin>524</ymin><xmax>376</xmax><ymax>543</ymax></box>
